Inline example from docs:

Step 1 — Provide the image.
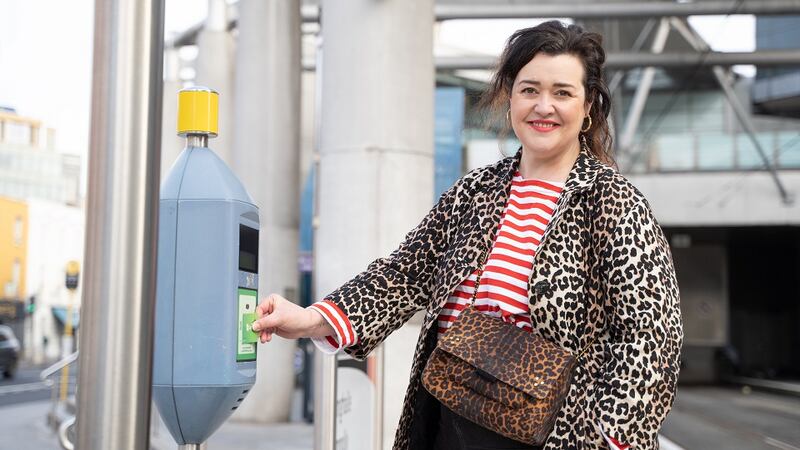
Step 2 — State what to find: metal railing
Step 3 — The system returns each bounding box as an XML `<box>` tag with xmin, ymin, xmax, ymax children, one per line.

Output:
<box><xmin>629</xmin><ymin>130</ymin><xmax>800</xmax><ymax>173</ymax></box>
<box><xmin>41</xmin><ymin>351</ymin><xmax>79</xmax><ymax>450</ymax></box>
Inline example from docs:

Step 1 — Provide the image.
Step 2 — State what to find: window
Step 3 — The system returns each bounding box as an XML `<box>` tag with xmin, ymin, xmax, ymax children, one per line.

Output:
<box><xmin>13</xmin><ymin>216</ymin><xmax>23</xmax><ymax>246</ymax></box>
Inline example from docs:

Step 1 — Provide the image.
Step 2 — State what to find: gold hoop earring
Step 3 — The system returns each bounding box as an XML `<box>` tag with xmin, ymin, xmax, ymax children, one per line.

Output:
<box><xmin>506</xmin><ymin>109</ymin><xmax>511</xmax><ymax>123</ymax></box>
<box><xmin>580</xmin><ymin>116</ymin><xmax>592</xmax><ymax>133</ymax></box>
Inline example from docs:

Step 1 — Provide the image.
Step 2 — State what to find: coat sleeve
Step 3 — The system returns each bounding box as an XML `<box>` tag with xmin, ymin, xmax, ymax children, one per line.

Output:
<box><xmin>591</xmin><ymin>201</ymin><xmax>683</xmax><ymax>449</ymax></box>
<box><xmin>322</xmin><ymin>181</ymin><xmax>460</xmax><ymax>361</ymax></box>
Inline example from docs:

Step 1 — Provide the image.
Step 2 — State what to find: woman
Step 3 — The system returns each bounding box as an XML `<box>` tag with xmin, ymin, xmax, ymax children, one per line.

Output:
<box><xmin>252</xmin><ymin>21</ymin><xmax>683</xmax><ymax>450</ymax></box>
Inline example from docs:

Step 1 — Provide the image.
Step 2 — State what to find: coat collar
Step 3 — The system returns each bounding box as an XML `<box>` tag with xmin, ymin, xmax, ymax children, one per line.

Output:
<box><xmin>483</xmin><ymin>146</ymin><xmax>606</xmax><ymax>195</ymax></box>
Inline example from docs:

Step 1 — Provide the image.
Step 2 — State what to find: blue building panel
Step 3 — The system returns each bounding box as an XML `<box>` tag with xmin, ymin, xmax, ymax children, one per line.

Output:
<box><xmin>434</xmin><ymin>87</ymin><xmax>466</xmax><ymax>200</ymax></box>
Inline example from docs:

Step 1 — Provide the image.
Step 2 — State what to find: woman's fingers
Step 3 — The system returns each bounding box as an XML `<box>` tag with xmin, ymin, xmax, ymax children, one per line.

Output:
<box><xmin>253</xmin><ymin>293</ymin><xmax>309</xmax><ymax>341</ymax></box>
<box><xmin>256</xmin><ymin>294</ymin><xmax>279</xmax><ymax>318</ymax></box>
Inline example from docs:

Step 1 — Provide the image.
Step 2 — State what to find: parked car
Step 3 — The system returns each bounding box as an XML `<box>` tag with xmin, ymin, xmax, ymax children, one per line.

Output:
<box><xmin>0</xmin><ymin>325</ymin><xmax>20</xmax><ymax>379</ymax></box>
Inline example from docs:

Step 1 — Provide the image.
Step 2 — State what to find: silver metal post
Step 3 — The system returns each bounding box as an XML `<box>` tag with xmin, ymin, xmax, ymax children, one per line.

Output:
<box><xmin>178</xmin><ymin>444</ymin><xmax>207</xmax><ymax>450</ymax></box>
<box><xmin>187</xmin><ymin>134</ymin><xmax>208</xmax><ymax>148</ymax></box>
<box><xmin>312</xmin><ymin>34</ymin><xmax>337</xmax><ymax>450</ymax></box>
<box><xmin>75</xmin><ymin>0</ymin><xmax>164</xmax><ymax>448</ymax></box>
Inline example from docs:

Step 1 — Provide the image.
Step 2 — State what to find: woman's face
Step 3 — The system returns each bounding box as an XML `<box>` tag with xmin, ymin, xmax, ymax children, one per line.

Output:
<box><xmin>509</xmin><ymin>53</ymin><xmax>590</xmax><ymax>159</ymax></box>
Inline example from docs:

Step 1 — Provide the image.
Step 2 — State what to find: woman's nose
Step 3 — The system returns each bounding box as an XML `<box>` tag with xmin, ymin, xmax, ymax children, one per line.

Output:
<box><xmin>533</xmin><ymin>95</ymin><xmax>555</xmax><ymax>115</ymax></box>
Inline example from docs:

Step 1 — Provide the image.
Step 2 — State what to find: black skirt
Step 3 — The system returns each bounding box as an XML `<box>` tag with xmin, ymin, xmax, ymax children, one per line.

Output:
<box><xmin>432</xmin><ymin>399</ymin><xmax>543</xmax><ymax>450</ymax></box>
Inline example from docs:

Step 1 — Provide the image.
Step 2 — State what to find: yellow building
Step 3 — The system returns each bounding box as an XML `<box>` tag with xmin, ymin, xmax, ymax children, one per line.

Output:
<box><xmin>0</xmin><ymin>196</ymin><xmax>27</xmax><ymax>299</ymax></box>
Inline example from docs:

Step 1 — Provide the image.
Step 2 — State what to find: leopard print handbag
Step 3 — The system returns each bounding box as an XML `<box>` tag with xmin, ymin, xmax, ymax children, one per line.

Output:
<box><xmin>421</xmin><ymin>304</ymin><xmax>585</xmax><ymax>445</ymax></box>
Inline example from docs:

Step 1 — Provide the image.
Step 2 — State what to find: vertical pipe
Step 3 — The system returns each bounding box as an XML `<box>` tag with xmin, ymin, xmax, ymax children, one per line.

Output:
<box><xmin>232</xmin><ymin>0</ymin><xmax>302</xmax><ymax>422</ymax></box>
<box><xmin>311</xmin><ymin>35</ymin><xmax>338</xmax><ymax>450</ymax></box>
<box><xmin>75</xmin><ymin>0</ymin><xmax>164</xmax><ymax>448</ymax></box>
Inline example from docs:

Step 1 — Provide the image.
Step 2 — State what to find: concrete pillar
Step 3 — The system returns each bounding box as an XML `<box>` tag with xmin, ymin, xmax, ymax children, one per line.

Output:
<box><xmin>231</xmin><ymin>0</ymin><xmax>301</xmax><ymax>423</ymax></box>
<box><xmin>161</xmin><ymin>47</ymin><xmax>184</xmax><ymax>179</ymax></box>
<box><xmin>194</xmin><ymin>0</ymin><xmax>235</xmax><ymax>166</ymax></box>
<box><xmin>316</xmin><ymin>1</ymin><xmax>434</xmax><ymax>448</ymax></box>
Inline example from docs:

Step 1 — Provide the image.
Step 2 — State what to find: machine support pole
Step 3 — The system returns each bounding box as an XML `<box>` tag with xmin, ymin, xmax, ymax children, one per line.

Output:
<box><xmin>75</xmin><ymin>0</ymin><xmax>164</xmax><ymax>448</ymax></box>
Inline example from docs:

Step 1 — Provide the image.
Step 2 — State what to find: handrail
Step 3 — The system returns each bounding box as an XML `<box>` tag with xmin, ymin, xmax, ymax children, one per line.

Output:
<box><xmin>40</xmin><ymin>351</ymin><xmax>79</xmax><ymax>381</ymax></box>
<box><xmin>58</xmin><ymin>416</ymin><xmax>76</xmax><ymax>450</ymax></box>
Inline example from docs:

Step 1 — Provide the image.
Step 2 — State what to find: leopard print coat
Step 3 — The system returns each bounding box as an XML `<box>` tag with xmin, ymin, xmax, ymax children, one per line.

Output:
<box><xmin>324</xmin><ymin>148</ymin><xmax>683</xmax><ymax>449</ymax></box>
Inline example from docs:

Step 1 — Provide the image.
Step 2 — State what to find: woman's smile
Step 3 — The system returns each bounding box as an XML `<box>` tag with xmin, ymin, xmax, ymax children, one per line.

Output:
<box><xmin>527</xmin><ymin>119</ymin><xmax>561</xmax><ymax>133</ymax></box>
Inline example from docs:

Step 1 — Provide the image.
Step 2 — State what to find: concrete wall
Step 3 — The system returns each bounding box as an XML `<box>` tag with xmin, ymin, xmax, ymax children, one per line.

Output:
<box><xmin>628</xmin><ymin>171</ymin><xmax>800</xmax><ymax>226</ymax></box>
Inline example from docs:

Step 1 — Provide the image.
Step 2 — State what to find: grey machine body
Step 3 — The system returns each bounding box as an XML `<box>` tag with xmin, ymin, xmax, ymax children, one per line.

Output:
<box><xmin>153</xmin><ymin>142</ymin><xmax>260</xmax><ymax>444</ymax></box>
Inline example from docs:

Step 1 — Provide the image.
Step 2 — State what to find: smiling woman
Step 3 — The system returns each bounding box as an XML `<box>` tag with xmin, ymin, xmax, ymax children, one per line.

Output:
<box><xmin>253</xmin><ymin>20</ymin><xmax>682</xmax><ymax>450</ymax></box>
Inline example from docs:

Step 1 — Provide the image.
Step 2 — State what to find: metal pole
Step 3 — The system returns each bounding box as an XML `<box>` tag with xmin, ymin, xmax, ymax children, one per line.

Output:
<box><xmin>311</xmin><ymin>13</ymin><xmax>331</xmax><ymax>450</ymax></box>
<box><xmin>178</xmin><ymin>444</ymin><xmax>207</xmax><ymax>450</ymax></box>
<box><xmin>59</xmin><ymin>289</ymin><xmax>75</xmax><ymax>402</ymax></box>
<box><xmin>619</xmin><ymin>18</ymin><xmax>671</xmax><ymax>153</ymax></box>
<box><xmin>312</xmin><ymin>34</ymin><xmax>337</xmax><ymax>450</ymax></box>
<box><xmin>75</xmin><ymin>0</ymin><xmax>164</xmax><ymax>448</ymax></box>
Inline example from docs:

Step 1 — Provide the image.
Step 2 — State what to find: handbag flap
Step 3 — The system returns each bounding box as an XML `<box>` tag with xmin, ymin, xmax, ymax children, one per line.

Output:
<box><xmin>439</xmin><ymin>307</ymin><xmax>577</xmax><ymax>399</ymax></box>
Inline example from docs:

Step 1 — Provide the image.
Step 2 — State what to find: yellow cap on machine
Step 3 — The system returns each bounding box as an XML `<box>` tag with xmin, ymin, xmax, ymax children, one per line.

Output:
<box><xmin>177</xmin><ymin>86</ymin><xmax>219</xmax><ymax>137</ymax></box>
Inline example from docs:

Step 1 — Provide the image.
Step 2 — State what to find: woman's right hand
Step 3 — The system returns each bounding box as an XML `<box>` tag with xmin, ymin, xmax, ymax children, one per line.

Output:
<box><xmin>252</xmin><ymin>294</ymin><xmax>335</xmax><ymax>343</ymax></box>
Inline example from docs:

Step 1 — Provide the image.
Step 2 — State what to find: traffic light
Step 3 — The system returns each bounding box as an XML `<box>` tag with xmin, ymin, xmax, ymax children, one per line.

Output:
<box><xmin>66</xmin><ymin>260</ymin><xmax>80</xmax><ymax>290</ymax></box>
<box><xmin>26</xmin><ymin>295</ymin><xmax>35</xmax><ymax>314</ymax></box>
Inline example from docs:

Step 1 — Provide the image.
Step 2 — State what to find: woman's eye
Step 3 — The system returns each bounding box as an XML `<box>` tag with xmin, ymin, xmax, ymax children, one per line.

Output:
<box><xmin>521</xmin><ymin>87</ymin><xmax>536</xmax><ymax>94</ymax></box>
<box><xmin>556</xmin><ymin>90</ymin><xmax>572</xmax><ymax>96</ymax></box>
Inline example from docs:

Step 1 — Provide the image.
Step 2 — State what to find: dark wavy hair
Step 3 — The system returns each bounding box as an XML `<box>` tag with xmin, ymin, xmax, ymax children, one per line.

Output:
<box><xmin>480</xmin><ymin>20</ymin><xmax>615</xmax><ymax>167</ymax></box>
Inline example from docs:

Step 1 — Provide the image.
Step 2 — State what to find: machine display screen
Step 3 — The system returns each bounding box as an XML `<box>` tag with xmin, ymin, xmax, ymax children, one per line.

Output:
<box><xmin>239</xmin><ymin>224</ymin><xmax>259</xmax><ymax>273</ymax></box>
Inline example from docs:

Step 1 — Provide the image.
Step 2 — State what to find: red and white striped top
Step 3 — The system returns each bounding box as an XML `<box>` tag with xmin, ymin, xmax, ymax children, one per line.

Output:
<box><xmin>436</xmin><ymin>173</ymin><xmax>563</xmax><ymax>335</ymax></box>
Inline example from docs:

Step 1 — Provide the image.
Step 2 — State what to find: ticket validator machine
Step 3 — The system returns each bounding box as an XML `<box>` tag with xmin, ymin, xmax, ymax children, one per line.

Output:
<box><xmin>153</xmin><ymin>87</ymin><xmax>260</xmax><ymax>448</ymax></box>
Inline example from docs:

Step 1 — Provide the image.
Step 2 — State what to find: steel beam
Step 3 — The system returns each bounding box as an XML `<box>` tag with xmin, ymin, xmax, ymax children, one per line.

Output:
<box><xmin>432</xmin><ymin>1</ymin><xmax>800</xmax><ymax>20</ymax></box>
<box><xmin>169</xmin><ymin>1</ymin><xmax>800</xmax><ymax>48</ymax></box>
<box><xmin>608</xmin><ymin>50</ymin><xmax>800</xmax><ymax>69</ymax></box>
<box><xmin>670</xmin><ymin>18</ymin><xmax>793</xmax><ymax>205</ymax></box>
<box><xmin>300</xmin><ymin>50</ymin><xmax>800</xmax><ymax>72</ymax></box>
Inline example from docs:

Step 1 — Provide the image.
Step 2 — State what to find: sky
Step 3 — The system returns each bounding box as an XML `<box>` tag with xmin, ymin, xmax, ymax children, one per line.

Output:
<box><xmin>0</xmin><ymin>0</ymin><xmax>755</xmax><ymax>163</ymax></box>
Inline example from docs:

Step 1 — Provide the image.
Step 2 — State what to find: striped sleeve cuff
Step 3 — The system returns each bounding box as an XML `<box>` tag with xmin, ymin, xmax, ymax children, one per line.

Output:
<box><xmin>308</xmin><ymin>300</ymin><xmax>357</xmax><ymax>354</ymax></box>
<box><xmin>596</xmin><ymin>422</ymin><xmax>630</xmax><ymax>450</ymax></box>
